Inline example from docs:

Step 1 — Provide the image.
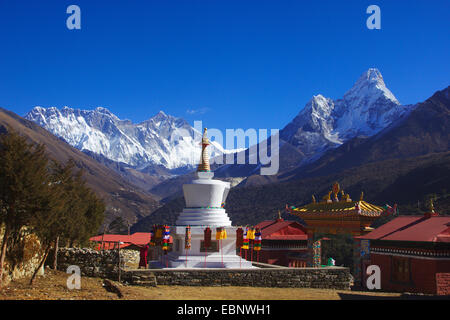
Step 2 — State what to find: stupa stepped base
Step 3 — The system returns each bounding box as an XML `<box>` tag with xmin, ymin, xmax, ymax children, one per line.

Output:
<box><xmin>175</xmin><ymin>208</ymin><xmax>232</xmax><ymax>226</ymax></box>
<box><xmin>160</xmin><ymin>226</ymin><xmax>254</xmax><ymax>269</ymax></box>
<box><xmin>154</xmin><ymin>253</ymin><xmax>254</xmax><ymax>269</ymax></box>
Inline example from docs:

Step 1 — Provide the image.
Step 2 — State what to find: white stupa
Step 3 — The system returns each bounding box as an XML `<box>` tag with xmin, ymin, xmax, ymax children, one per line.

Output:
<box><xmin>164</xmin><ymin>128</ymin><xmax>253</xmax><ymax>268</ymax></box>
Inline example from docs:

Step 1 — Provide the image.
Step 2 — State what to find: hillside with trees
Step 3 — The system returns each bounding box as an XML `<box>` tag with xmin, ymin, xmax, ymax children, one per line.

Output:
<box><xmin>0</xmin><ymin>130</ymin><xmax>105</xmax><ymax>287</ymax></box>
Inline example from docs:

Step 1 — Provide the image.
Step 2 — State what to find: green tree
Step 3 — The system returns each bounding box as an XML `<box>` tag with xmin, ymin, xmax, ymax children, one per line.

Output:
<box><xmin>29</xmin><ymin>159</ymin><xmax>105</xmax><ymax>285</ymax></box>
<box><xmin>0</xmin><ymin>130</ymin><xmax>50</xmax><ymax>287</ymax></box>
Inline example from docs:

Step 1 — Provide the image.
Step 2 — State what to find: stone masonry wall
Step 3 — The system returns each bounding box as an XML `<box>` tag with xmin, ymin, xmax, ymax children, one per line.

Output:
<box><xmin>56</xmin><ymin>248</ymin><xmax>139</xmax><ymax>278</ymax></box>
<box><xmin>122</xmin><ymin>267</ymin><xmax>351</xmax><ymax>290</ymax></box>
<box><xmin>53</xmin><ymin>248</ymin><xmax>350</xmax><ymax>289</ymax></box>
<box><xmin>0</xmin><ymin>226</ymin><xmax>45</xmax><ymax>285</ymax></box>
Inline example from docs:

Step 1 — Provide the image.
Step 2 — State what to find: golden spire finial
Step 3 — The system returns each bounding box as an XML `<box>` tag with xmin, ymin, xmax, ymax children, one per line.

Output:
<box><xmin>323</xmin><ymin>191</ymin><xmax>332</xmax><ymax>203</ymax></box>
<box><xmin>312</xmin><ymin>195</ymin><xmax>316</xmax><ymax>204</ymax></box>
<box><xmin>277</xmin><ymin>210</ymin><xmax>284</xmax><ymax>221</ymax></box>
<box><xmin>197</xmin><ymin>128</ymin><xmax>211</xmax><ymax>172</ymax></box>
<box><xmin>430</xmin><ymin>198</ymin><xmax>435</xmax><ymax>213</ymax></box>
<box><xmin>332</xmin><ymin>182</ymin><xmax>340</xmax><ymax>202</ymax></box>
<box><xmin>332</xmin><ymin>182</ymin><xmax>340</xmax><ymax>194</ymax></box>
<box><xmin>201</xmin><ymin>128</ymin><xmax>210</xmax><ymax>145</ymax></box>
<box><xmin>360</xmin><ymin>191</ymin><xmax>364</xmax><ymax>201</ymax></box>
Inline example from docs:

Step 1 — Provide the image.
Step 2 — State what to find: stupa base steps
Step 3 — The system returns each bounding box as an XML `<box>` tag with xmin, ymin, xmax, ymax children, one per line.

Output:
<box><xmin>152</xmin><ymin>253</ymin><xmax>254</xmax><ymax>269</ymax></box>
<box><xmin>159</xmin><ymin>226</ymin><xmax>254</xmax><ymax>269</ymax></box>
<box><xmin>175</xmin><ymin>208</ymin><xmax>232</xmax><ymax>227</ymax></box>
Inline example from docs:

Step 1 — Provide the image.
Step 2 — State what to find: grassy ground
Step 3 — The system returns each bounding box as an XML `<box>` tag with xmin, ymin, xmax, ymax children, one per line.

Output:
<box><xmin>0</xmin><ymin>269</ymin><xmax>411</xmax><ymax>300</ymax></box>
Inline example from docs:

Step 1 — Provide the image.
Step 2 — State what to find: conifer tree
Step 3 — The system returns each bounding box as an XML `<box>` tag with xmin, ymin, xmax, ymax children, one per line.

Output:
<box><xmin>0</xmin><ymin>129</ymin><xmax>50</xmax><ymax>287</ymax></box>
<box><xmin>29</xmin><ymin>160</ymin><xmax>105</xmax><ymax>285</ymax></box>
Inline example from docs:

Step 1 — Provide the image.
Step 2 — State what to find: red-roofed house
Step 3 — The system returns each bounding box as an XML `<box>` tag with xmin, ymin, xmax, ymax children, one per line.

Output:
<box><xmin>246</xmin><ymin>216</ymin><xmax>309</xmax><ymax>267</ymax></box>
<box><xmin>357</xmin><ymin>209</ymin><xmax>450</xmax><ymax>295</ymax></box>
<box><xmin>90</xmin><ymin>232</ymin><xmax>152</xmax><ymax>250</ymax></box>
<box><xmin>90</xmin><ymin>232</ymin><xmax>173</xmax><ymax>250</ymax></box>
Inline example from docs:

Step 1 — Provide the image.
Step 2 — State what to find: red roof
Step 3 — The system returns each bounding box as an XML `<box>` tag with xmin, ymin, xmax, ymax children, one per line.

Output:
<box><xmin>254</xmin><ymin>219</ymin><xmax>308</xmax><ymax>240</ymax></box>
<box><xmin>89</xmin><ymin>232</ymin><xmax>173</xmax><ymax>249</ymax></box>
<box><xmin>360</xmin><ymin>216</ymin><xmax>450</xmax><ymax>243</ymax></box>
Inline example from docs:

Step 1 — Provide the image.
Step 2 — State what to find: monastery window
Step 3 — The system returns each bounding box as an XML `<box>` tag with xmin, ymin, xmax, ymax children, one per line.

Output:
<box><xmin>391</xmin><ymin>256</ymin><xmax>411</xmax><ymax>283</ymax></box>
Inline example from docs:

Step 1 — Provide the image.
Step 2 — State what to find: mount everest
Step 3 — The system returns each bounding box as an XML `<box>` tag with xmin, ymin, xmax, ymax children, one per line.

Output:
<box><xmin>25</xmin><ymin>107</ymin><xmax>232</xmax><ymax>173</ymax></box>
<box><xmin>25</xmin><ymin>68</ymin><xmax>414</xmax><ymax>183</ymax></box>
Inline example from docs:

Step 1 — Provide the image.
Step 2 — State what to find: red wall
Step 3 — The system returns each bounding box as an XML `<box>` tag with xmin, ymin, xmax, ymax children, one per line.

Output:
<box><xmin>242</xmin><ymin>249</ymin><xmax>306</xmax><ymax>267</ymax></box>
<box><xmin>370</xmin><ymin>253</ymin><xmax>450</xmax><ymax>294</ymax></box>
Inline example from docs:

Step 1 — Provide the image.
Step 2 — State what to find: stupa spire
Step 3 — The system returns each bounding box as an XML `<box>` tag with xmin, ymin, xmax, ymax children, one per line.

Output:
<box><xmin>197</xmin><ymin>128</ymin><xmax>211</xmax><ymax>172</ymax></box>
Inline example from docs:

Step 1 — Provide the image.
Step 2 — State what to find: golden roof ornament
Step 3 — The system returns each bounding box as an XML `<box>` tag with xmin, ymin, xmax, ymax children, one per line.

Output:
<box><xmin>197</xmin><ymin>128</ymin><xmax>211</xmax><ymax>172</ymax></box>
<box><xmin>332</xmin><ymin>182</ymin><xmax>340</xmax><ymax>202</ymax></box>
<box><xmin>344</xmin><ymin>193</ymin><xmax>352</xmax><ymax>202</ymax></box>
<box><xmin>323</xmin><ymin>191</ymin><xmax>332</xmax><ymax>203</ymax></box>
<box><xmin>312</xmin><ymin>195</ymin><xmax>316</xmax><ymax>204</ymax></box>
<box><xmin>430</xmin><ymin>198</ymin><xmax>435</xmax><ymax>213</ymax></box>
<box><xmin>332</xmin><ymin>182</ymin><xmax>340</xmax><ymax>195</ymax></box>
<box><xmin>360</xmin><ymin>191</ymin><xmax>364</xmax><ymax>201</ymax></box>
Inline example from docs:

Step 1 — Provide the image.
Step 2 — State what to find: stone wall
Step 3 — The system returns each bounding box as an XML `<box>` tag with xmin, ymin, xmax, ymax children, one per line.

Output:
<box><xmin>122</xmin><ymin>267</ymin><xmax>351</xmax><ymax>289</ymax></box>
<box><xmin>51</xmin><ymin>247</ymin><xmax>351</xmax><ymax>290</ymax></box>
<box><xmin>0</xmin><ymin>226</ymin><xmax>45</xmax><ymax>285</ymax></box>
<box><xmin>55</xmin><ymin>248</ymin><xmax>139</xmax><ymax>278</ymax></box>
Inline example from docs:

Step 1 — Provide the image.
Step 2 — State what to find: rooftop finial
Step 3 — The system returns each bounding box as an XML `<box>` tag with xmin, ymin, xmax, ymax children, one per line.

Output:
<box><xmin>277</xmin><ymin>210</ymin><xmax>283</xmax><ymax>221</ymax></box>
<box><xmin>197</xmin><ymin>128</ymin><xmax>211</xmax><ymax>172</ymax></box>
<box><xmin>332</xmin><ymin>182</ymin><xmax>340</xmax><ymax>202</ymax></box>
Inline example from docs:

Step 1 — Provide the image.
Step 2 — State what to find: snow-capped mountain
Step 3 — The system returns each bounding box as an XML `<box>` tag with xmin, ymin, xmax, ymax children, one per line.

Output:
<box><xmin>280</xmin><ymin>68</ymin><xmax>411</xmax><ymax>159</ymax></box>
<box><xmin>25</xmin><ymin>107</ymin><xmax>230</xmax><ymax>171</ymax></box>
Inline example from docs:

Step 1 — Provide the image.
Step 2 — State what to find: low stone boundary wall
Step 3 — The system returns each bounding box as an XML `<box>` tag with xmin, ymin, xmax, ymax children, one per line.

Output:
<box><xmin>55</xmin><ymin>248</ymin><xmax>139</xmax><ymax>278</ymax></box>
<box><xmin>122</xmin><ymin>267</ymin><xmax>351</xmax><ymax>290</ymax></box>
<box><xmin>52</xmin><ymin>248</ymin><xmax>351</xmax><ymax>290</ymax></box>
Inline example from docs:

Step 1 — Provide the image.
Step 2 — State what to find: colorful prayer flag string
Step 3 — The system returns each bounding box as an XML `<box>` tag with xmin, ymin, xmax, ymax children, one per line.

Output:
<box><xmin>254</xmin><ymin>228</ymin><xmax>262</xmax><ymax>251</ymax></box>
<box><xmin>185</xmin><ymin>225</ymin><xmax>191</xmax><ymax>249</ymax></box>
<box><xmin>162</xmin><ymin>224</ymin><xmax>170</xmax><ymax>253</ymax></box>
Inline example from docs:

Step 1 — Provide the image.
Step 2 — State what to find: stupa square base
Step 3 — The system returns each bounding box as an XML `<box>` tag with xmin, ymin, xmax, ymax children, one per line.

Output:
<box><xmin>160</xmin><ymin>226</ymin><xmax>254</xmax><ymax>269</ymax></box>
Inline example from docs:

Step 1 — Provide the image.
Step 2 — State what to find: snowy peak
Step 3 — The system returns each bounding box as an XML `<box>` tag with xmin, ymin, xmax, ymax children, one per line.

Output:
<box><xmin>354</xmin><ymin>68</ymin><xmax>386</xmax><ymax>88</ymax></box>
<box><xmin>149</xmin><ymin>110</ymin><xmax>168</xmax><ymax>121</ymax></box>
<box><xmin>25</xmin><ymin>106</ymin><xmax>223</xmax><ymax>171</ymax></box>
<box><xmin>281</xmin><ymin>68</ymin><xmax>410</xmax><ymax>159</ymax></box>
<box><xmin>343</xmin><ymin>68</ymin><xmax>400</xmax><ymax>106</ymax></box>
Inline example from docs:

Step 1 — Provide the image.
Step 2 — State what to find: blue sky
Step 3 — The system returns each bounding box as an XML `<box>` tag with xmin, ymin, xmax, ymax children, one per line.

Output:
<box><xmin>0</xmin><ymin>0</ymin><xmax>448</xmax><ymax>133</ymax></box>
